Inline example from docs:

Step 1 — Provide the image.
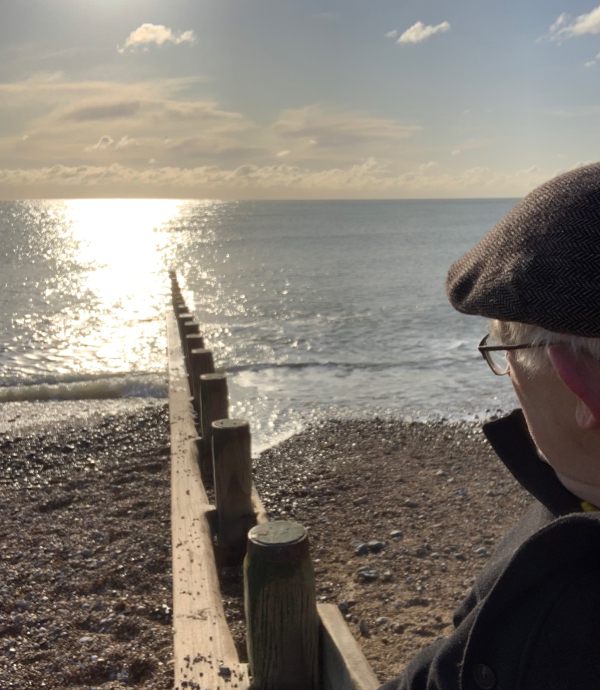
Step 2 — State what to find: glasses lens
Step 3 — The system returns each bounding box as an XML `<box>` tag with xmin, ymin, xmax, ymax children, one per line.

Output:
<box><xmin>486</xmin><ymin>349</ymin><xmax>509</xmax><ymax>375</ymax></box>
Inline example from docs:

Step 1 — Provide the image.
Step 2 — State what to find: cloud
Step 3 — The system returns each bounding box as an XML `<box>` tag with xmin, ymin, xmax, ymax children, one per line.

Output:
<box><xmin>64</xmin><ymin>101</ymin><xmax>142</xmax><ymax>121</ymax></box>
<box><xmin>116</xmin><ymin>136</ymin><xmax>136</xmax><ymax>149</ymax></box>
<box><xmin>0</xmin><ymin>160</ymin><xmax>556</xmax><ymax>200</ymax></box>
<box><xmin>273</xmin><ymin>105</ymin><xmax>420</xmax><ymax>148</ymax></box>
<box><xmin>0</xmin><ymin>74</ymin><xmax>262</xmax><ymax>171</ymax></box>
<box><xmin>83</xmin><ymin>135</ymin><xmax>139</xmax><ymax>153</ymax></box>
<box><xmin>585</xmin><ymin>52</ymin><xmax>600</xmax><ymax>67</ymax></box>
<box><xmin>397</xmin><ymin>21</ymin><xmax>450</xmax><ymax>44</ymax></box>
<box><xmin>547</xmin><ymin>6</ymin><xmax>600</xmax><ymax>42</ymax></box>
<box><xmin>118</xmin><ymin>23</ymin><xmax>196</xmax><ymax>53</ymax></box>
<box><xmin>549</xmin><ymin>13</ymin><xmax>570</xmax><ymax>36</ymax></box>
<box><xmin>85</xmin><ymin>135</ymin><xmax>114</xmax><ymax>151</ymax></box>
<box><xmin>384</xmin><ymin>30</ymin><xmax>398</xmax><ymax>40</ymax></box>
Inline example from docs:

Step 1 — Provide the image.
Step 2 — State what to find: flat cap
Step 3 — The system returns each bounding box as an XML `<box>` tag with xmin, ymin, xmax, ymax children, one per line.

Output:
<box><xmin>446</xmin><ymin>162</ymin><xmax>600</xmax><ymax>337</ymax></box>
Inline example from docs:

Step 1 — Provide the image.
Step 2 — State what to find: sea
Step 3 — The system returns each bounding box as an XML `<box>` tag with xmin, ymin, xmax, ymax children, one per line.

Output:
<box><xmin>0</xmin><ymin>198</ymin><xmax>521</xmax><ymax>453</ymax></box>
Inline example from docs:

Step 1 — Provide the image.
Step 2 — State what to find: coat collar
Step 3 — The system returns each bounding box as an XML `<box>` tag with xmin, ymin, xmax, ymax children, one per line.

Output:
<box><xmin>482</xmin><ymin>409</ymin><xmax>583</xmax><ymax>516</ymax></box>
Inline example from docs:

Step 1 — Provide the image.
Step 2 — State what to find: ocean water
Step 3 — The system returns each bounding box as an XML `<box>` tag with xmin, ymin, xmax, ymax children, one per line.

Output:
<box><xmin>0</xmin><ymin>198</ymin><xmax>520</xmax><ymax>451</ymax></box>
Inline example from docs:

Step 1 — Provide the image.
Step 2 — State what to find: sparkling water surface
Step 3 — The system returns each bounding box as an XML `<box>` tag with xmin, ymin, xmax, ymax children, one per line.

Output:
<box><xmin>0</xmin><ymin>198</ymin><xmax>519</xmax><ymax>451</ymax></box>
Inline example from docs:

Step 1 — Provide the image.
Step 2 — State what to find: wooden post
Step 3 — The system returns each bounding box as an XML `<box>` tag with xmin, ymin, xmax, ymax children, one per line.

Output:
<box><xmin>186</xmin><ymin>333</ymin><xmax>205</xmax><ymax>352</ymax></box>
<box><xmin>181</xmin><ymin>318</ymin><xmax>199</xmax><ymax>339</ymax></box>
<box><xmin>198</xmin><ymin>373</ymin><xmax>229</xmax><ymax>482</ymax></box>
<box><xmin>189</xmin><ymin>349</ymin><xmax>215</xmax><ymax>418</ymax></box>
<box><xmin>176</xmin><ymin>311</ymin><xmax>194</xmax><ymax>340</ymax></box>
<box><xmin>211</xmin><ymin>419</ymin><xmax>254</xmax><ymax>561</ymax></box>
<box><xmin>185</xmin><ymin>335</ymin><xmax>206</xmax><ymax>406</ymax></box>
<box><xmin>181</xmin><ymin>320</ymin><xmax>200</xmax><ymax>368</ymax></box>
<box><xmin>184</xmin><ymin>333</ymin><xmax>205</xmax><ymax>379</ymax></box>
<box><xmin>173</xmin><ymin>300</ymin><xmax>187</xmax><ymax>313</ymax></box>
<box><xmin>244</xmin><ymin>521</ymin><xmax>320</xmax><ymax>690</ymax></box>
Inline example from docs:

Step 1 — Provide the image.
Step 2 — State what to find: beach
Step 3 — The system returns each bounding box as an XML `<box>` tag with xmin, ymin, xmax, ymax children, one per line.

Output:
<box><xmin>0</xmin><ymin>404</ymin><xmax>172</xmax><ymax>690</ymax></box>
<box><xmin>0</xmin><ymin>404</ymin><xmax>531</xmax><ymax>688</ymax></box>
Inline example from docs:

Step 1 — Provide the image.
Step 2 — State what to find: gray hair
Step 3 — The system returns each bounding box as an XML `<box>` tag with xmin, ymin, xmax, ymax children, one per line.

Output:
<box><xmin>490</xmin><ymin>320</ymin><xmax>600</xmax><ymax>372</ymax></box>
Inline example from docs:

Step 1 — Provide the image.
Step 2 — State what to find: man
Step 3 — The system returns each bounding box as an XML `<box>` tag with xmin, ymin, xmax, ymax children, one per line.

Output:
<box><xmin>380</xmin><ymin>162</ymin><xmax>600</xmax><ymax>689</ymax></box>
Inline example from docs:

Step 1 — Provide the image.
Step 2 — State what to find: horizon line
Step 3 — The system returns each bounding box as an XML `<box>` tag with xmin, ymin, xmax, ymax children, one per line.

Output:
<box><xmin>0</xmin><ymin>195</ymin><xmax>522</xmax><ymax>203</ymax></box>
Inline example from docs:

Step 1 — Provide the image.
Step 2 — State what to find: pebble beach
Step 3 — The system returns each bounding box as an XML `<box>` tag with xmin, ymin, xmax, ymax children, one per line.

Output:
<box><xmin>0</xmin><ymin>404</ymin><xmax>532</xmax><ymax>688</ymax></box>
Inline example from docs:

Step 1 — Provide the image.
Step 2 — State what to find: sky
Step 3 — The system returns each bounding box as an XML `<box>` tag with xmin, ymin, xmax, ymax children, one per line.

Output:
<box><xmin>2</xmin><ymin>0</ymin><xmax>600</xmax><ymax>199</ymax></box>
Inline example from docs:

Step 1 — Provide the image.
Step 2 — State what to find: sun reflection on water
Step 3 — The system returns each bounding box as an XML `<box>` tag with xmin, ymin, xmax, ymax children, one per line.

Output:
<box><xmin>58</xmin><ymin>199</ymin><xmax>188</xmax><ymax>376</ymax></box>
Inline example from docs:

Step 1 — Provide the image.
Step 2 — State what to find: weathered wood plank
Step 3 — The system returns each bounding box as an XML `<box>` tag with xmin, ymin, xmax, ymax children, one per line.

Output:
<box><xmin>251</xmin><ymin>484</ymin><xmax>268</xmax><ymax>525</ymax></box>
<box><xmin>168</xmin><ymin>310</ymin><xmax>250</xmax><ymax>690</ymax></box>
<box><xmin>318</xmin><ymin>603</ymin><xmax>379</xmax><ymax>690</ymax></box>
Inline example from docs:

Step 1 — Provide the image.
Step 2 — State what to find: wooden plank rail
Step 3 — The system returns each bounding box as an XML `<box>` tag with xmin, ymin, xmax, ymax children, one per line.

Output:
<box><xmin>168</xmin><ymin>310</ymin><xmax>250</xmax><ymax>689</ymax></box>
<box><xmin>319</xmin><ymin>604</ymin><xmax>379</xmax><ymax>690</ymax></box>
<box><xmin>168</xmin><ymin>270</ymin><xmax>379</xmax><ymax>690</ymax></box>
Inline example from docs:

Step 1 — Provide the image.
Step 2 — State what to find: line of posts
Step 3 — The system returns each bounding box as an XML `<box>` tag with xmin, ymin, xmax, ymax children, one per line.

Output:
<box><xmin>169</xmin><ymin>270</ymin><xmax>320</xmax><ymax>690</ymax></box>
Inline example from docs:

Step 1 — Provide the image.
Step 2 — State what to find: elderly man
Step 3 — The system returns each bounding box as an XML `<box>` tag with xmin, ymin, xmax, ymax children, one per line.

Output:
<box><xmin>380</xmin><ymin>162</ymin><xmax>600</xmax><ymax>690</ymax></box>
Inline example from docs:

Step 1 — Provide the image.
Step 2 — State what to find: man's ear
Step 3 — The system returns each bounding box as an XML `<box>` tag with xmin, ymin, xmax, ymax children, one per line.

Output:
<box><xmin>548</xmin><ymin>346</ymin><xmax>600</xmax><ymax>430</ymax></box>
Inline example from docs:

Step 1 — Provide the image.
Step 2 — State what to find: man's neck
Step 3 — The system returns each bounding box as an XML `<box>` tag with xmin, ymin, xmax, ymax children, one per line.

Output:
<box><xmin>551</xmin><ymin>470</ymin><xmax>600</xmax><ymax>510</ymax></box>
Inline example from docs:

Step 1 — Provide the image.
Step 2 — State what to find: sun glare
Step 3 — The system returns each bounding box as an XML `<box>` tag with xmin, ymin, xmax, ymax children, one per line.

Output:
<box><xmin>61</xmin><ymin>198</ymin><xmax>186</xmax><ymax>373</ymax></box>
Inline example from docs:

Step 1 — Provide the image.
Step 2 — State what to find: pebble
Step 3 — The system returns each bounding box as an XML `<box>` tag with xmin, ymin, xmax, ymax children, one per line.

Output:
<box><xmin>356</xmin><ymin>567</ymin><xmax>379</xmax><ymax>583</ymax></box>
<box><xmin>353</xmin><ymin>496</ymin><xmax>368</xmax><ymax>506</ymax></box>
<box><xmin>354</xmin><ymin>543</ymin><xmax>369</xmax><ymax>556</ymax></box>
<box><xmin>367</xmin><ymin>540</ymin><xmax>386</xmax><ymax>553</ymax></box>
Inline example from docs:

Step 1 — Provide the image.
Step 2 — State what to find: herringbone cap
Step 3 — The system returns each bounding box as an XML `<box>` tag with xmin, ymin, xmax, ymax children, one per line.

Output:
<box><xmin>447</xmin><ymin>163</ymin><xmax>600</xmax><ymax>336</ymax></box>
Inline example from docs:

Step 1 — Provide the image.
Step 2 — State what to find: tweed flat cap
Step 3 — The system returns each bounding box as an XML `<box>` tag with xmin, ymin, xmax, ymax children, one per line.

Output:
<box><xmin>447</xmin><ymin>162</ymin><xmax>600</xmax><ymax>337</ymax></box>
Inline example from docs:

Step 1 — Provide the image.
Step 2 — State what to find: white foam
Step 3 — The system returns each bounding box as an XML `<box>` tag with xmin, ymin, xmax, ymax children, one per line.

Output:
<box><xmin>0</xmin><ymin>373</ymin><xmax>167</xmax><ymax>403</ymax></box>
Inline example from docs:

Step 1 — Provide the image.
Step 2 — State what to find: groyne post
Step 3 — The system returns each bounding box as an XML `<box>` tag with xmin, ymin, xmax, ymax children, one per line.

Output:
<box><xmin>244</xmin><ymin>520</ymin><xmax>320</xmax><ymax>690</ymax></box>
<box><xmin>189</xmin><ymin>348</ymin><xmax>215</xmax><ymax>420</ymax></box>
<box><xmin>176</xmin><ymin>311</ymin><xmax>194</xmax><ymax>341</ymax></box>
<box><xmin>211</xmin><ymin>419</ymin><xmax>255</xmax><ymax>562</ymax></box>
<box><xmin>184</xmin><ymin>334</ymin><xmax>205</xmax><ymax>401</ymax></box>
<box><xmin>199</xmin><ymin>373</ymin><xmax>229</xmax><ymax>483</ymax></box>
<box><xmin>181</xmin><ymin>319</ymin><xmax>200</xmax><ymax>364</ymax></box>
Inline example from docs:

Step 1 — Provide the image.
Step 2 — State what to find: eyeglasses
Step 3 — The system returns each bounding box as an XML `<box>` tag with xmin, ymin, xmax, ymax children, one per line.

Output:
<box><xmin>478</xmin><ymin>334</ymin><xmax>545</xmax><ymax>376</ymax></box>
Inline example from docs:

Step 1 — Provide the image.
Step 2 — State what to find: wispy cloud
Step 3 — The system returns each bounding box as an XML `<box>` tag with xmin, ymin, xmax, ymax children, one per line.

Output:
<box><xmin>85</xmin><ymin>135</ymin><xmax>114</xmax><ymax>151</ymax></box>
<box><xmin>118</xmin><ymin>23</ymin><xmax>196</xmax><ymax>53</ymax></box>
<box><xmin>65</xmin><ymin>101</ymin><xmax>142</xmax><ymax>121</ymax></box>
<box><xmin>392</xmin><ymin>21</ymin><xmax>450</xmax><ymax>45</ymax></box>
<box><xmin>585</xmin><ymin>52</ymin><xmax>600</xmax><ymax>67</ymax></box>
<box><xmin>547</xmin><ymin>5</ymin><xmax>600</xmax><ymax>42</ymax></box>
<box><xmin>84</xmin><ymin>135</ymin><xmax>137</xmax><ymax>152</ymax></box>
<box><xmin>273</xmin><ymin>105</ymin><xmax>420</xmax><ymax>147</ymax></box>
<box><xmin>0</xmin><ymin>74</ymin><xmax>258</xmax><ymax>169</ymax></box>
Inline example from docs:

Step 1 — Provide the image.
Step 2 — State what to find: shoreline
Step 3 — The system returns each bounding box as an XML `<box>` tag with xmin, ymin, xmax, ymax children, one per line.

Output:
<box><xmin>0</xmin><ymin>405</ymin><xmax>531</xmax><ymax>687</ymax></box>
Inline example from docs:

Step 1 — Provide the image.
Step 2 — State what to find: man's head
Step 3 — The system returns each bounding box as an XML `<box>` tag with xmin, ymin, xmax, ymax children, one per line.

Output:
<box><xmin>446</xmin><ymin>163</ymin><xmax>600</xmax><ymax>499</ymax></box>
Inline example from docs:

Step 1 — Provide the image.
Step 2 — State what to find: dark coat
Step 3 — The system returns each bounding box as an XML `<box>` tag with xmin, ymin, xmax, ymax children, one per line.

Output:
<box><xmin>379</xmin><ymin>409</ymin><xmax>600</xmax><ymax>690</ymax></box>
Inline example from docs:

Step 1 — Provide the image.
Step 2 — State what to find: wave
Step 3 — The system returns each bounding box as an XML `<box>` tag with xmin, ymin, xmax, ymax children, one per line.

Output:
<box><xmin>226</xmin><ymin>360</ymin><xmax>406</xmax><ymax>374</ymax></box>
<box><xmin>0</xmin><ymin>373</ymin><xmax>168</xmax><ymax>403</ymax></box>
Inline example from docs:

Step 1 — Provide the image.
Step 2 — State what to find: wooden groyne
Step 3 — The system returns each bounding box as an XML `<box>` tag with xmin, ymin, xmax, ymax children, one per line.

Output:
<box><xmin>167</xmin><ymin>270</ymin><xmax>378</xmax><ymax>690</ymax></box>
